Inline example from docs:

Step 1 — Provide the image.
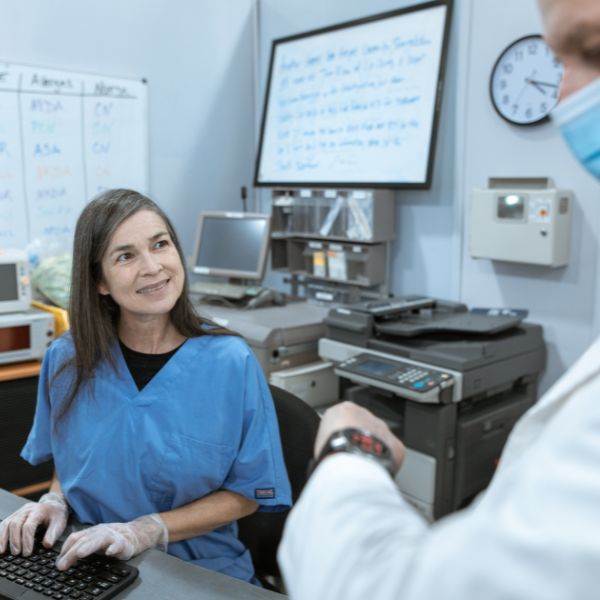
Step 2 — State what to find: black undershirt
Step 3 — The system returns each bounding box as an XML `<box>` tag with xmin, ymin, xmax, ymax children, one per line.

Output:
<box><xmin>119</xmin><ymin>340</ymin><xmax>182</xmax><ymax>390</ymax></box>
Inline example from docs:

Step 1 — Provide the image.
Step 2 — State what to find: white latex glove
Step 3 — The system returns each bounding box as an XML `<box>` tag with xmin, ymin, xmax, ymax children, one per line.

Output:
<box><xmin>56</xmin><ymin>513</ymin><xmax>168</xmax><ymax>571</ymax></box>
<box><xmin>0</xmin><ymin>491</ymin><xmax>69</xmax><ymax>556</ymax></box>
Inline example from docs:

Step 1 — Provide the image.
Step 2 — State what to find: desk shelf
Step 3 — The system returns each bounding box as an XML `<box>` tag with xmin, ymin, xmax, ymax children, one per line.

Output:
<box><xmin>271</xmin><ymin>237</ymin><xmax>387</xmax><ymax>287</ymax></box>
<box><xmin>0</xmin><ymin>362</ymin><xmax>53</xmax><ymax>495</ymax></box>
<box><xmin>270</xmin><ymin>187</ymin><xmax>395</xmax><ymax>300</ymax></box>
<box><xmin>271</xmin><ymin>188</ymin><xmax>395</xmax><ymax>242</ymax></box>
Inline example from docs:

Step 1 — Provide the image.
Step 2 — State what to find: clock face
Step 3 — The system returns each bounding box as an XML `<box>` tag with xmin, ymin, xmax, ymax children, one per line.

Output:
<box><xmin>490</xmin><ymin>34</ymin><xmax>564</xmax><ymax>126</ymax></box>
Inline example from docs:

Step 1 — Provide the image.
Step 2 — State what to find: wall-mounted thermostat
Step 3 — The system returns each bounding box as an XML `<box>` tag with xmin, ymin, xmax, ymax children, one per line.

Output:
<box><xmin>470</xmin><ymin>177</ymin><xmax>572</xmax><ymax>267</ymax></box>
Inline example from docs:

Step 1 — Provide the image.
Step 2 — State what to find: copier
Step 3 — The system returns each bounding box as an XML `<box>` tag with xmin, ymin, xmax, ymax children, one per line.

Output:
<box><xmin>321</xmin><ymin>296</ymin><xmax>546</xmax><ymax>521</ymax></box>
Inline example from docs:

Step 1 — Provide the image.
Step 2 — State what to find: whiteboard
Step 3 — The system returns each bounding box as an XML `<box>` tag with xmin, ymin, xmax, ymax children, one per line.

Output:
<box><xmin>0</xmin><ymin>62</ymin><xmax>148</xmax><ymax>251</ymax></box>
<box><xmin>255</xmin><ymin>1</ymin><xmax>450</xmax><ymax>188</ymax></box>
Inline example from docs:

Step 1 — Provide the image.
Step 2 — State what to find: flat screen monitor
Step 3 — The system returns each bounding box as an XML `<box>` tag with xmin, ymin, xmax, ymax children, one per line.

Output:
<box><xmin>191</xmin><ymin>212</ymin><xmax>271</xmax><ymax>281</ymax></box>
<box><xmin>254</xmin><ymin>0</ymin><xmax>452</xmax><ymax>189</ymax></box>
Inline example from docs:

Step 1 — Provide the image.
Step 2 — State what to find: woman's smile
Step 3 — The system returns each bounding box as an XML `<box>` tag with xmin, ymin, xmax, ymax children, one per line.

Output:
<box><xmin>137</xmin><ymin>278</ymin><xmax>170</xmax><ymax>295</ymax></box>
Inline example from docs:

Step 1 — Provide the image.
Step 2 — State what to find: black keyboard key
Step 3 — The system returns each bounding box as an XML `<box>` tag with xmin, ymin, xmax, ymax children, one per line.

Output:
<box><xmin>110</xmin><ymin>567</ymin><xmax>128</xmax><ymax>577</ymax></box>
<box><xmin>0</xmin><ymin>521</ymin><xmax>139</xmax><ymax>600</ymax></box>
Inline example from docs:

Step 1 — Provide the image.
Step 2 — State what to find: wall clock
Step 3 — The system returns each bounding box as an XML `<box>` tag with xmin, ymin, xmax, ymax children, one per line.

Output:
<box><xmin>489</xmin><ymin>34</ymin><xmax>563</xmax><ymax>126</ymax></box>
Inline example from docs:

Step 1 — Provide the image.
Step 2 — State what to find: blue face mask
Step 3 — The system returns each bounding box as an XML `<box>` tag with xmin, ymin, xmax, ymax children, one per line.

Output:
<box><xmin>553</xmin><ymin>77</ymin><xmax>600</xmax><ymax>180</ymax></box>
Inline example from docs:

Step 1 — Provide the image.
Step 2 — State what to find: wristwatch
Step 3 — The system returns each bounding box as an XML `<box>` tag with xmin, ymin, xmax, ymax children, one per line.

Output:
<box><xmin>309</xmin><ymin>427</ymin><xmax>397</xmax><ymax>477</ymax></box>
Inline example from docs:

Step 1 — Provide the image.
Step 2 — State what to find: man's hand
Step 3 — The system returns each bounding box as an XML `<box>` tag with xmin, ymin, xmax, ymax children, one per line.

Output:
<box><xmin>315</xmin><ymin>401</ymin><xmax>406</xmax><ymax>475</ymax></box>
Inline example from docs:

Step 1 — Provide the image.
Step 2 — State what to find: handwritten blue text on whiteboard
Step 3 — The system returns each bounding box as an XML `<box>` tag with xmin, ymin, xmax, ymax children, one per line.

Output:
<box><xmin>257</xmin><ymin>4</ymin><xmax>447</xmax><ymax>186</ymax></box>
<box><xmin>0</xmin><ymin>62</ymin><xmax>148</xmax><ymax>250</ymax></box>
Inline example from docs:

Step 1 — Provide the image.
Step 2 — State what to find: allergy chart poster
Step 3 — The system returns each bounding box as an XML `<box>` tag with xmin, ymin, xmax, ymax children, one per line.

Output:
<box><xmin>0</xmin><ymin>62</ymin><xmax>148</xmax><ymax>251</ymax></box>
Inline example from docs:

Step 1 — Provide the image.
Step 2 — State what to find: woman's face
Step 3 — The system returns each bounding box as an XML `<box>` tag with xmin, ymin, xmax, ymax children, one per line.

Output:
<box><xmin>97</xmin><ymin>209</ymin><xmax>185</xmax><ymax>321</ymax></box>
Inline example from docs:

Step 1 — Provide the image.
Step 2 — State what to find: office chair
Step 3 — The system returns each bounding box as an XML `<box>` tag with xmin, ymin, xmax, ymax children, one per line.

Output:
<box><xmin>238</xmin><ymin>384</ymin><xmax>321</xmax><ymax>591</ymax></box>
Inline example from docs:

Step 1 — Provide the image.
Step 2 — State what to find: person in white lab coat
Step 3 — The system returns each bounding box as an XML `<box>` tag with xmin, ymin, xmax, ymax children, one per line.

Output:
<box><xmin>278</xmin><ymin>1</ymin><xmax>600</xmax><ymax>598</ymax></box>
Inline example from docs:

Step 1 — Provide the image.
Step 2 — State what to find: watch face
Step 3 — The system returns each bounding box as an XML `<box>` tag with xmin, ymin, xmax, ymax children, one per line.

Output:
<box><xmin>489</xmin><ymin>34</ymin><xmax>563</xmax><ymax>126</ymax></box>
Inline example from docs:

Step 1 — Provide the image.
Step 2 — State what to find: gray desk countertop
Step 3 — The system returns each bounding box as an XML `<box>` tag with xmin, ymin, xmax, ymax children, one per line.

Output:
<box><xmin>0</xmin><ymin>489</ymin><xmax>285</xmax><ymax>600</ymax></box>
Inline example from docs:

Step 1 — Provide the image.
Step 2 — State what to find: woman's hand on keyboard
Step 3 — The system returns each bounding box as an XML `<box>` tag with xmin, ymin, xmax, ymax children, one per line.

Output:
<box><xmin>56</xmin><ymin>513</ymin><xmax>168</xmax><ymax>570</ymax></box>
<box><xmin>0</xmin><ymin>491</ymin><xmax>69</xmax><ymax>557</ymax></box>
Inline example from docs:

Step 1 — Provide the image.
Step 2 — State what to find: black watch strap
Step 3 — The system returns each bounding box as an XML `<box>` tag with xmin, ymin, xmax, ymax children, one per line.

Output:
<box><xmin>308</xmin><ymin>427</ymin><xmax>396</xmax><ymax>478</ymax></box>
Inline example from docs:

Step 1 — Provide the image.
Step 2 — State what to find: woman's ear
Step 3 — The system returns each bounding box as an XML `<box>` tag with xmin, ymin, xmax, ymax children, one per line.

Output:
<box><xmin>97</xmin><ymin>281</ymin><xmax>110</xmax><ymax>296</ymax></box>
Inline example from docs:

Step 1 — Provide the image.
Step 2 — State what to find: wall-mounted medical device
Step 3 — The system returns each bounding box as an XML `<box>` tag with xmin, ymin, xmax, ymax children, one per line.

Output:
<box><xmin>470</xmin><ymin>177</ymin><xmax>572</xmax><ymax>267</ymax></box>
<box><xmin>0</xmin><ymin>248</ymin><xmax>32</xmax><ymax>313</ymax></box>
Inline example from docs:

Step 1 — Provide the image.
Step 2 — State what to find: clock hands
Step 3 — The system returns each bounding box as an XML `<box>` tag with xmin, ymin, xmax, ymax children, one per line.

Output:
<box><xmin>528</xmin><ymin>79</ymin><xmax>547</xmax><ymax>95</ymax></box>
<box><xmin>526</xmin><ymin>79</ymin><xmax>559</xmax><ymax>88</ymax></box>
<box><xmin>525</xmin><ymin>78</ymin><xmax>559</xmax><ymax>95</ymax></box>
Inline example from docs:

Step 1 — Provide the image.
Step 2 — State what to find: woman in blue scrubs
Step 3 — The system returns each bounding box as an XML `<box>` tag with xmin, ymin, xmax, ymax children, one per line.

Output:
<box><xmin>0</xmin><ymin>189</ymin><xmax>291</xmax><ymax>584</ymax></box>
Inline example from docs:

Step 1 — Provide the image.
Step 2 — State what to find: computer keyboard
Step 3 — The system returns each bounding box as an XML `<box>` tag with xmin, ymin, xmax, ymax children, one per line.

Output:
<box><xmin>189</xmin><ymin>280</ymin><xmax>262</xmax><ymax>300</ymax></box>
<box><xmin>0</xmin><ymin>532</ymin><xmax>139</xmax><ymax>600</ymax></box>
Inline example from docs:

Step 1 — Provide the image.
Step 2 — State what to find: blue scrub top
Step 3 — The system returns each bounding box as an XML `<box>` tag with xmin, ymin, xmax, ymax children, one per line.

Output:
<box><xmin>22</xmin><ymin>333</ymin><xmax>292</xmax><ymax>583</ymax></box>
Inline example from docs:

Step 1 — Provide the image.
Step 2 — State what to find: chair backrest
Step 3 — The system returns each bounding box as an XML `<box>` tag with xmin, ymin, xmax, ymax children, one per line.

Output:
<box><xmin>238</xmin><ymin>384</ymin><xmax>320</xmax><ymax>587</ymax></box>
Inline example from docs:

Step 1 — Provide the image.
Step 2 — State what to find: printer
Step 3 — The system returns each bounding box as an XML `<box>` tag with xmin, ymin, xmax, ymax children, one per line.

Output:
<box><xmin>196</xmin><ymin>300</ymin><xmax>329</xmax><ymax>376</ymax></box>
<box><xmin>320</xmin><ymin>296</ymin><xmax>546</xmax><ymax>520</ymax></box>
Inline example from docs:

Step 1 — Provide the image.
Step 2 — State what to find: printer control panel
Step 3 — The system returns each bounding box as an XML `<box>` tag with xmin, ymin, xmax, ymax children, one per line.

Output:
<box><xmin>335</xmin><ymin>353</ymin><xmax>454</xmax><ymax>404</ymax></box>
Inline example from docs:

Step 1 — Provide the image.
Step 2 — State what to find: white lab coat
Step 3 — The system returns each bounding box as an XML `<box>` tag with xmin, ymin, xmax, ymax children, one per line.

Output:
<box><xmin>279</xmin><ymin>336</ymin><xmax>600</xmax><ymax>599</ymax></box>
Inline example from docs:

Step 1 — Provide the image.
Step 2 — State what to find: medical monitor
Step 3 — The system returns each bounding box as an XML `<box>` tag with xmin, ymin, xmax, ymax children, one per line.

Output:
<box><xmin>191</xmin><ymin>212</ymin><xmax>271</xmax><ymax>281</ymax></box>
<box><xmin>254</xmin><ymin>0</ymin><xmax>452</xmax><ymax>189</ymax></box>
<box><xmin>0</xmin><ymin>249</ymin><xmax>32</xmax><ymax>313</ymax></box>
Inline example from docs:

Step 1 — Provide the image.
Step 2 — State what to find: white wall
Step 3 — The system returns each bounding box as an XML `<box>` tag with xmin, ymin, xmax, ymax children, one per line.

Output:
<box><xmin>457</xmin><ymin>0</ymin><xmax>600</xmax><ymax>392</ymax></box>
<box><xmin>257</xmin><ymin>0</ymin><xmax>600</xmax><ymax>394</ymax></box>
<box><xmin>0</xmin><ymin>0</ymin><xmax>257</xmax><ymax>255</ymax></box>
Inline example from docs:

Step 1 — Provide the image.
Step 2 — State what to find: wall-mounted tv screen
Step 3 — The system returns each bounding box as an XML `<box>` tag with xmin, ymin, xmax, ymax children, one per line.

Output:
<box><xmin>255</xmin><ymin>0</ymin><xmax>451</xmax><ymax>189</ymax></box>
